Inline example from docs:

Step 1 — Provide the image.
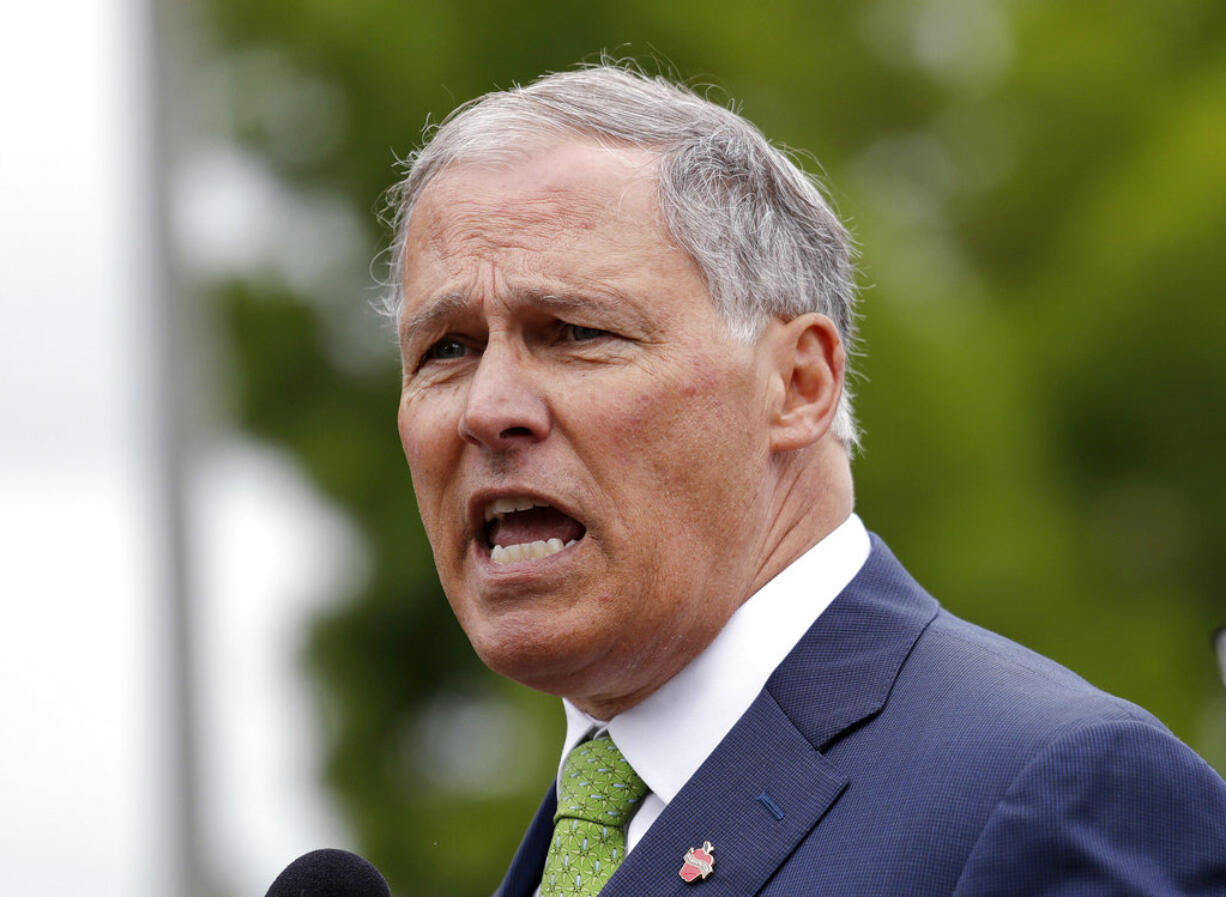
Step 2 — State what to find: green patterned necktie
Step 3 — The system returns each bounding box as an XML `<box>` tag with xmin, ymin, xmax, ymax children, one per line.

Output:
<box><xmin>539</xmin><ymin>734</ymin><xmax>648</xmax><ymax>897</ymax></box>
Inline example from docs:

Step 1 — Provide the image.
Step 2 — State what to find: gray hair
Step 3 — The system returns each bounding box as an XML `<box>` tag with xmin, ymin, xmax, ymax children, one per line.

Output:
<box><xmin>382</xmin><ymin>64</ymin><xmax>861</xmax><ymax>449</ymax></box>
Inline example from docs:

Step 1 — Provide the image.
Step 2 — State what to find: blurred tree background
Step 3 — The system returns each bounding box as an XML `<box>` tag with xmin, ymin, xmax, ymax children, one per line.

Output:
<box><xmin>183</xmin><ymin>1</ymin><xmax>1226</xmax><ymax>894</ymax></box>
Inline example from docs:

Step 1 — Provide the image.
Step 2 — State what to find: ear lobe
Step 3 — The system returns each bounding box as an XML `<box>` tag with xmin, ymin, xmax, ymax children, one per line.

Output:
<box><xmin>768</xmin><ymin>313</ymin><xmax>845</xmax><ymax>454</ymax></box>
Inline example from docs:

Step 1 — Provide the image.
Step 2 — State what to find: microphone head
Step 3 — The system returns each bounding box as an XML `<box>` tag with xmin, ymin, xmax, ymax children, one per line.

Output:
<box><xmin>265</xmin><ymin>848</ymin><xmax>391</xmax><ymax>897</ymax></box>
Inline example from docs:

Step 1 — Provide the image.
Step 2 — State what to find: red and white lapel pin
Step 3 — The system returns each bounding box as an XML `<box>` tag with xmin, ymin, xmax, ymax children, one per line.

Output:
<box><xmin>679</xmin><ymin>841</ymin><xmax>715</xmax><ymax>883</ymax></box>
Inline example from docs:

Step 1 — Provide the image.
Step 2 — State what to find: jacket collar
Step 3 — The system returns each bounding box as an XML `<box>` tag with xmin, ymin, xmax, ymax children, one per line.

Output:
<box><xmin>766</xmin><ymin>533</ymin><xmax>939</xmax><ymax>751</ymax></box>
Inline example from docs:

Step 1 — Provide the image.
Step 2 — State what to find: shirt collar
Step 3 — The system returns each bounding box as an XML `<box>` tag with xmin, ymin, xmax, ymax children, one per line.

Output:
<box><xmin>556</xmin><ymin>513</ymin><xmax>871</xmax><ymax>804</ymax></box>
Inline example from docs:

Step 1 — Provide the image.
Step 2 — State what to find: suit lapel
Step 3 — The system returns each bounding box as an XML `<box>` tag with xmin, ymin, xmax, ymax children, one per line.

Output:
<box><xmin>766</xmin><ymin>533</ymin><xmax>939</xmax><ymax>751</ymax></box>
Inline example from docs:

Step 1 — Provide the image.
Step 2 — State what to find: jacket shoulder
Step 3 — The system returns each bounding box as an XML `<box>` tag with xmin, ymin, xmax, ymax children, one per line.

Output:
<box><xmin>913</xmin><ymin>607</ymin><xmax>1165</xmax><ymax>734</ymax></box>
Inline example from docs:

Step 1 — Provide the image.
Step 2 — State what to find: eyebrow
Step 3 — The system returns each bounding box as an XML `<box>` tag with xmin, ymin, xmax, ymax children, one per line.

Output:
<box><xmin>399</xmin><ymin>287</ymin><xmax>653</xmax><ymax>347</ymax></box>
<box><xmin>399</xmin><ymin>293</ymin><xmax>471</xmax><ymax>347</ymax></box>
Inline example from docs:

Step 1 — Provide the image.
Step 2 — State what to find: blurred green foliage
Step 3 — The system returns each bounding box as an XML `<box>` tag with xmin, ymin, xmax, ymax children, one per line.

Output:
<box><xmin>194</xmin><ymin>1</ymin><xmax>1226</xmax><ymax>894</ymax></box>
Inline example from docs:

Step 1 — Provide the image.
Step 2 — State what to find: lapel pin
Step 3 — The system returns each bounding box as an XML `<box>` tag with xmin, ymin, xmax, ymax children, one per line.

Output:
<box><xmin>679</xmin><ymin>841</ymin><xmax>715</xmax><ymax>883</ymax></box>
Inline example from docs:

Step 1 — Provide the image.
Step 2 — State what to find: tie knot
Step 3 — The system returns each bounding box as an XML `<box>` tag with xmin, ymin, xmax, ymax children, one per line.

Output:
<box><xmin>555</xmin><ymin>735</ymin><xmax>647</xmax><ymax>827</ymax></box>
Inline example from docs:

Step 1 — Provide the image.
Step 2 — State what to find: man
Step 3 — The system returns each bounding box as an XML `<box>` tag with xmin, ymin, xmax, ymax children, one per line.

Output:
<box><xmin>388</xmin><ymin>65</ymin><xmax>1226</xmax><ymax>896</ymax></box>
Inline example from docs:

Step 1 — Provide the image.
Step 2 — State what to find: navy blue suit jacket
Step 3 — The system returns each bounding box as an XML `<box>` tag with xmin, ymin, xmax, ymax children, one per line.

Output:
<box><xmin>496</xmin><ymin>536</ymin><xmax>1226</xmax><ymax>896</ymax></box>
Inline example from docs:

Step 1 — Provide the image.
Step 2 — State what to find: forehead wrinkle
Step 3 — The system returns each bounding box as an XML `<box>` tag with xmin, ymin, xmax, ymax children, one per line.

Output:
<box><xmin>422</xmin><ymin>188</ymin><xmax>611</xmax><ymax>257</ymax></box>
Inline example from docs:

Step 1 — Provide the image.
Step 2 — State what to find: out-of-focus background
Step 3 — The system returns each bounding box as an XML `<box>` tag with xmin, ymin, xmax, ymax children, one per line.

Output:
<box><xmin>3</xmin><ymin>1</ymin><xmax>1224</xmax><ymax>895</ymax></box>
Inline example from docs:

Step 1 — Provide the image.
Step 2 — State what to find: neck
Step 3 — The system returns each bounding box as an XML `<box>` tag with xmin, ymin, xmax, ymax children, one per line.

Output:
<box><xmin>748</xmin><ymin>436</ymin><xmax>854</xmax><ymax>602</ymax></box>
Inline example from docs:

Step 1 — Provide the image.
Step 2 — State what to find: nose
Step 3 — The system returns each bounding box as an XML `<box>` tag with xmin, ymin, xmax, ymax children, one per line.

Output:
<box><xmin>458</xmin><ymin>344</ymin><xmax>550</xmax><ymax>451</ymax></box>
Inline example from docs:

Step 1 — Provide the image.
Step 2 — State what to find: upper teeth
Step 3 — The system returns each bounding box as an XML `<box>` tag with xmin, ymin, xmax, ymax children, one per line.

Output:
<box><xmin>484</xmin><ymin>496</ymin><xmax>549</xmax><ymax>521</ymax></box>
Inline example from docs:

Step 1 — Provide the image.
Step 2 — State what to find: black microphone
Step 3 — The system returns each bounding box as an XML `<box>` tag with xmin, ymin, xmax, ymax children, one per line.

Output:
<box><xmin>265</xmin><ymin>848</ymin><xmax>392</xmax><ymax>897</ymax></box>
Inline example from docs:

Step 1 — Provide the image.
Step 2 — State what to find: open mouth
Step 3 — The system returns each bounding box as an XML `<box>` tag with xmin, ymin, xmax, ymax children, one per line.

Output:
<box><xmin>482</xmin><ymin>496</ymin><xmax>587</xmax><ymax>565</ymax></box>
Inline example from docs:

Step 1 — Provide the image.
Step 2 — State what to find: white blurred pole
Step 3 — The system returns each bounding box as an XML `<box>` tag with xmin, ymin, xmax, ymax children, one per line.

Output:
<box><xmin>134</xmin><ymin>1</ymin><xmax>215</xmax><ymax>895</ymax></box>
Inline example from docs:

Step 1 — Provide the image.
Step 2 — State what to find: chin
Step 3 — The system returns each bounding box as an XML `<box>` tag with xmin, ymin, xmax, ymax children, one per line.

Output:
<box><xmin>468</xmin><ymin>619</ymin><xmax>611</xmax><ymax>698</ymax></box>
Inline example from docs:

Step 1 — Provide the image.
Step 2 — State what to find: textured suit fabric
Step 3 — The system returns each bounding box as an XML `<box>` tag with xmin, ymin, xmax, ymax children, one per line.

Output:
<box><xmin>495</xmin><ymin>535</ymin><xmax>1226</xmax><ymax>897</ymax></box>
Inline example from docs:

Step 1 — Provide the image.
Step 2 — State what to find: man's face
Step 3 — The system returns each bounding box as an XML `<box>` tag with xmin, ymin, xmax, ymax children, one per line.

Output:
<box><xmin>397</xmin><ymin>141</ymin><xmax>780</xmax><ymax>715</ymax></box>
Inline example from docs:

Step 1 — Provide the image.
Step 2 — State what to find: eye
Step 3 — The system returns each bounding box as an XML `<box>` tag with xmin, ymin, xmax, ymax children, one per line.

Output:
<box><xmin>565</xmin><ymin>324</ymin><xmax>608</xmax><ymax>342</ymax></box>
<box><xmin>420</xmin><ymin>337</ymin><xmax>469</xmax><ymax>365</ymax></box>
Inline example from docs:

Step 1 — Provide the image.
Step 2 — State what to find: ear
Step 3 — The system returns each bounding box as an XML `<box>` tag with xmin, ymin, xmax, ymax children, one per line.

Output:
<box><xmin>766</xmin><ymin>313</ymin><xmax>845</xmax><ymax>454</ymax></box>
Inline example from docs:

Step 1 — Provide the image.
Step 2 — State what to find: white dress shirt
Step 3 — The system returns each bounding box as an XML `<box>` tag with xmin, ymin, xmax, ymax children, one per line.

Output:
<box><xmin>542</xmin><ymin>513</ymin><xmax>871</xmax><ymax>866</ymax></box>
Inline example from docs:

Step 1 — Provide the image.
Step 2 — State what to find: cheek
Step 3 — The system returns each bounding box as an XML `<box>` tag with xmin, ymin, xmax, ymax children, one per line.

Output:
<box><xmin>399</xmin><ymin>398</ymin><xmax>454</xmax><ymax>472</ymax></box>
<box><xmin>398</xmin><ymin>404</ymin><xmax>461</xmax><ymax>534</ymax></box>
<box><xmin>650</xmin><ymin>369</ymin><xmax>766</xmax><ymax>525</ymax></box>
<box><xmin>650</xmin><ymin>367</ymin><xmax>747</xmax><ymax>462</ymax></box>
<box><xmin>602</xmin><ymin>372</ymin><xmax>753</xmax><ymax>510</ymax></box>
<box><xmin>396</xmin><ymin>406</ymin><xmax>417</xmax><ymax>463</ymax></box>
<box><xmin>678</xmin><ymin>360</ymin><xmax>722</xmax><ymax>399</ymax></box>
<box><xmin>565</xmin><ymin>383</ymin><xmax>657</xmax><ymax>453</ymax></box>
<box><xmin>615</xmin><ymin>359</ymin><xmax>723</xmax><ymax>429</ymax></box>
